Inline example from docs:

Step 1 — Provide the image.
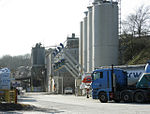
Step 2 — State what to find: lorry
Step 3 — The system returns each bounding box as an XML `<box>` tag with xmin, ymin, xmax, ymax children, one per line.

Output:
<box><xmin>91</xmin><ymin>64</ymin><xmax>150</xmax><ymax>103</ymax></box>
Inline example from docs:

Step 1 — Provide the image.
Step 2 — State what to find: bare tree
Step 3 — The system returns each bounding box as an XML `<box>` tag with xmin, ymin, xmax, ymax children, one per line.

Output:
<box><xmin>119</xmin><ymin>5</ymin><xmax>150</xmax><ymax>64</ymax></box>
<box><xmin>0</xmin><ymin>54</ymin><xmax>31</xmax><ymax>71</ymax></box>
<box><xmin>122</xmin><ymin>5</ymin><xmax>150</xmax><ymax>38</ymax></box>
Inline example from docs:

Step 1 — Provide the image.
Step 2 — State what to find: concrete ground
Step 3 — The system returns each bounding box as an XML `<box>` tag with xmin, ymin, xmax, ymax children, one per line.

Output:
<box><xmin>1</xmin><ymin>92</ymin><xmax>150</xmax><ymax>114</ymax></box>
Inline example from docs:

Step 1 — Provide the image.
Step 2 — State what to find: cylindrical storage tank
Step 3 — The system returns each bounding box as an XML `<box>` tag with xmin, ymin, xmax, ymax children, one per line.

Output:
<box><xmin>87</xmin><ymin>6</ymin><xmax>93</xmax><ymax>72</ymax></box>
<box><xmin>83</xmin><ymin>12</ymin><xmax>88</xmax><ymax>73</ymax></box>
<box><xmin>79</xmin><ymin>21</ymin><xmax>84</xmax><ymax>74</ymax></box>
<box><xmin>31</xmin><ymin>43</ymin><xmax>45</xmax><ymax>66</ymax></box>
<box><xmin>92</xmin><ymin>1</ymin><xmax>118</xmax><ymax>68</ymax></box>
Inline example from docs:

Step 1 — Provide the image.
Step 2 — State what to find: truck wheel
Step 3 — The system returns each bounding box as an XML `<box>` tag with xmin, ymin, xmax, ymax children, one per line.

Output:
<box><xmin>121</xmin><ymin>91</ymin><xmax>132</xmax><ymax>103</ymax></box>
<box><xmin>134</xmin><ymin>92</ymin><xmax>145</xmax><ymax>103</ymax></box>
<box><xmin>98</xmin><ymin>92</ymin><xmax>108</xmax><ymax>103</ymax></box>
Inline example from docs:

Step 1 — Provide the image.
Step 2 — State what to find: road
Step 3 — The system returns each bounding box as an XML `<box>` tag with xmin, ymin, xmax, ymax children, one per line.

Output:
<box><xmin>1</xmin><ymin>92</ymin><xmax>150</xmax><ymax>114</ymax></box>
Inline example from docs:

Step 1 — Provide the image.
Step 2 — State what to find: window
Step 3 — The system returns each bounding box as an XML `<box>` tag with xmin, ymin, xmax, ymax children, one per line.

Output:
<box><xmin>137</xmin><ymin>74</ymin><xmax>150</xmax><ymax>88</ymax></box>
<box><xmin>93</xmin><ymin>72</ymin><xmax>103</xmax><ymax>80</ymax></box>
<box><xmin>145</xmin><ymin>75</ymin><xmax>150</xmax><ymax>81</ymax></box>
<box><xmin>100</xmin><ymin>72</ymin><xmax>103</xmax><ymax>78</ymax></box>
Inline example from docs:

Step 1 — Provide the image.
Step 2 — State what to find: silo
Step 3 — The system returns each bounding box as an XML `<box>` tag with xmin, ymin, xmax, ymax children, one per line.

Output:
<box><xmin>31</xmin><ymin>43</ymin><xmax>45</xmax><ymax>66</ymax></box>
<box><xmin>87</xmin><ymin>6</ymin><xmax>93</xmax><ymax>72</ymax></box>
<box><xmin>79</xmin><ymin>21</ymin><xmax>83</xmax><ymax>74</ymax></box>
<box><xmin>92</xmin><ymin>1</ymin><xmax>118</xmax><ymax>68</ymax></box>
<box><xmin>83</xmin><ymin>12</ymin><xmax>88</xmax><ymax>73</ymax></box>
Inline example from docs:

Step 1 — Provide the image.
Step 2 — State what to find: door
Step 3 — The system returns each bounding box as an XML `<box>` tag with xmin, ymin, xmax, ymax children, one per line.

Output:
<box><xmin>92</xmin><ymin>70</ymin><xmax>109</xmax><ymax>90</ymax></box>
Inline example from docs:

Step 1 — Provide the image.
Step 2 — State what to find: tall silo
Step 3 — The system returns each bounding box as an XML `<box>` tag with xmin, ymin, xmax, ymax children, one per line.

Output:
<box><xmin>31</xmin><ymin>43</ymin><xmax>46</xmax><ymax>91</ymax></box>
<box><xmin>79</xmin><ymin>21</ymin><xmax>84</xmax><ymax>74</ymax></box>
<box><xmin>92</xmin><ymin>1</ymin><xmax>118</xmax><ymax>68</ymax></box>
<box><xmin>83</xmin><ymin>12</ymin><xmax>88</xmax><ymax>73</ymax></box>
<box><xmin>31</xmin><ymin>43</ymin><xmax>45</xmax><ymax>66</ymax></box>
<box><xmin>87</xmin><ymin>6</ymin><xmax>93</xmax><ymax>72</ymax></box>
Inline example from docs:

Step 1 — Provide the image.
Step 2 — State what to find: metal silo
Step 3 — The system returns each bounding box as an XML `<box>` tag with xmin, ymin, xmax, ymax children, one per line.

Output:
<box><xmin>92</xmin><ymin>1</ymin><xmax>118</xmax><ymax>68</ymax></box>
<box><xmin>31</xmin><ymin>43</ymin><xmax>45</xmax><ymax>66</ymax></box>
<box><xmin>87</xmin><ymin>6</ymin><xmax>93</xmax><ymax>72</ymax></box>
<box><xmin>83</xmin><ymin>12</ymin><xmax>88</xmax><ymax>73</ymax></box>
<box><xmin>79</xmin><ymin>21</ymin><xmax>83</xmax><ymax>74</ymax></box>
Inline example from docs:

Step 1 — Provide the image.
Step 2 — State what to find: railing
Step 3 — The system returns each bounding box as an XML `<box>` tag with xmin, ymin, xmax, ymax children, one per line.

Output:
<box><xmin>53</xmin><ymin>40</ymin><xmax>85</xmax><ymax>79</ymax></box>
<box><xmin>0</xmin><ymin>89</ymin><xmax>17</xmax><ymax>104</ymax></box>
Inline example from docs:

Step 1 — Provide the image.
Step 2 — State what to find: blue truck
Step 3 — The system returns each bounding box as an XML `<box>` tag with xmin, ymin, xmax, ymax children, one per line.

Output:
<box><xmin>91</xmin><ymin>65</ymin><xmax>150</xmax><ymax>103</ymax></box>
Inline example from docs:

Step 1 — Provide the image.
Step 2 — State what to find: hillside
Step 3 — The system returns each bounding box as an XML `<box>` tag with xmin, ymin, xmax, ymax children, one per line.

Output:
<box><xmin>119</xmin><ymin>36</ymin><xmax>150</xmax><ymax>65</ymax></box>
<box><xmin>0</xmin><ymin>54</ymin><xmax>31</xmax><ymax>72</ymax></box>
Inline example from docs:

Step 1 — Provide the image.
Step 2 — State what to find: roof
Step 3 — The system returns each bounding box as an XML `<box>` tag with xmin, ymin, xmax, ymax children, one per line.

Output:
<box><xmin>94</xmin><ymin>68</ymin><xmax>123</xmax><ymax>72</ymax></box>
<box><xmin>95</xmin><ymin>64</ymin><xmax>145</xmax><ymax>71</ymax></box>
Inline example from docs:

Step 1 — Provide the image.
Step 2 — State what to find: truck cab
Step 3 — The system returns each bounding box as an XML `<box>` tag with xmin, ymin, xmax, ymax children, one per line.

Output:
<box><xmin>91</xmin><ymin>68</ymin><xmax>127</xmax><ymax>102</ymax></box>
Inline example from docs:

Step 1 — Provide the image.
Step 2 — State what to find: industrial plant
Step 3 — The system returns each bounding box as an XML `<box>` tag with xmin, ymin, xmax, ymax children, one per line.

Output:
<box><xmin>13</xmin><ymin>0</ymin><xmax>145</xmax><ymax>95</ymax></box>
<box><xmin>25</xmin><ymin>0</ymin><xmax>121</xmax><ymax>94</ymax></box>
<box><xmin>2</xmin><ymin>1</ymin><xmax>150</xmax><ymax>112</ymax></box>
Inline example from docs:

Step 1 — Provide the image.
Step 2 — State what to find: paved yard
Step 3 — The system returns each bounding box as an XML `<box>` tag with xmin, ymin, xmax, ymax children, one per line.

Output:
<box><xmin>1</xmin><ymin>92</ymin><xmax>150</xmax><ymax>114</ymax></box>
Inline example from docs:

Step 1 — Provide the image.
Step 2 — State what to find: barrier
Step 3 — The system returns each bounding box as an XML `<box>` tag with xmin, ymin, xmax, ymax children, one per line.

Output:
<box><xmin>0</xmin><ymin>89</ymin><xmax>17</xmax><ymax>104</ymax></box>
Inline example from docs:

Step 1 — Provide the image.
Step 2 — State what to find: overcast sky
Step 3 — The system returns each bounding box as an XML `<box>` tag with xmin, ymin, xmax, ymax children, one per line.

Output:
<box><xmin>0</xmin><ymin>0</ymin><xmax>150</xmax><ymax>57</ymax></box>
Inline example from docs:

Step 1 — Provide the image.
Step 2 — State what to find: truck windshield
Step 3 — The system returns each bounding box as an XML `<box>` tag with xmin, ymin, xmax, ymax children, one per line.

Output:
<box><xmin>136</xmin><ymin>74</ymin><xmax>150</xmax><ymax>88</ymax></box>
<box><xmin>144</xmin><ymin>75</ymin><xmax>150</xmax><ymax>81</ymax></box>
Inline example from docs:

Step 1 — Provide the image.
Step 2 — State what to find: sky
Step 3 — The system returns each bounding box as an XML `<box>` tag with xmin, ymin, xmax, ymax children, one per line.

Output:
<box><xmin>0</xmin><ymin>0</ymin><xmax>150</xmax><ymax>57</ymax></box>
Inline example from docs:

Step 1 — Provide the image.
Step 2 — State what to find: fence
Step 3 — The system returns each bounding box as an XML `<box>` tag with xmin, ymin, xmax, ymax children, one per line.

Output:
<box><xmin>0</xmin><ymin>89</ymin><xmax>17</xmax><ymax>104</ymax></box>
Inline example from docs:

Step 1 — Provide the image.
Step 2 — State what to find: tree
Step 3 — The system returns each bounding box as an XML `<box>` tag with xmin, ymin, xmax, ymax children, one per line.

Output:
<box><xmin>122</xmin><ymin>5</ymin><xmax>150</xmax><ymax>38</ymax></box>
<box><xmin>0</xmin><ymin>54</ymin><xmax>31</xmax><ymax>71</ymax></box>
<box><xmin>119</xmin><ymin>5</ymin><xmax>150</xmax><ymax>64</ymax></box>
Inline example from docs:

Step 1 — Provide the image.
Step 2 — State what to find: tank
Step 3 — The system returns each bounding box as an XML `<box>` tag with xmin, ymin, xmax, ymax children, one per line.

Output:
<box><xmin>83</xmin><ymin>12</ymin><xmax>88</xmax><ymax>73</ymax></box>
<box><xmin>145</xmin><ymin>61</ymin><xmax>150</xmax><ymax>73</ymax></box>
<box><xmin>79</xmin><ymin>21</ymin><xmax>84</xmax><ymax>74</ymax></box>
<box><xmin>31</xmin><ymin>43</ymin><xmax>45</xmax><ymax>66</ymax></box>
<box><xmin>87</xmin><ymin>6</ymin><xmax>93</xmax><ymax>72</ymax></box>
<box><xmin>99</xmin><ymin>64</ymin><xmax>145</xmax><ymax>86</ymax></box>
<box><xmin>92</xmin><ymin>1</ymin><xmax>118</xmax><ymax>68</ymax></box>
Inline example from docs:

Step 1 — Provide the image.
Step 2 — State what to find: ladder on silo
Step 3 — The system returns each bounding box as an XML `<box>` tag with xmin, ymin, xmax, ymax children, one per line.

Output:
<box><xmin>117</xmin><ymin>0</ymin><xmax>121</xmax><ymax>37</ymax></box>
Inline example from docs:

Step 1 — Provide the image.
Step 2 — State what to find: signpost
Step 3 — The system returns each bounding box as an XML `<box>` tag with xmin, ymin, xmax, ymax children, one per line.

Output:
<box><xmin>0</xmin><ymin>68</ymin><xmax>11</xmax><ymax>90</ymax></box>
